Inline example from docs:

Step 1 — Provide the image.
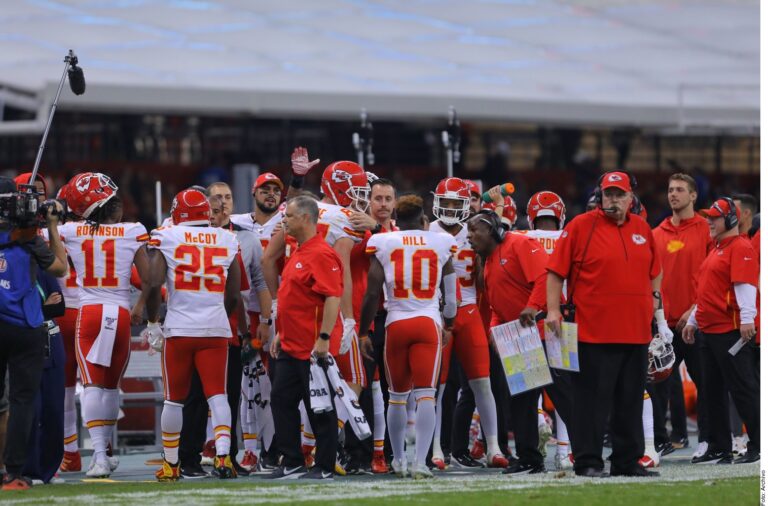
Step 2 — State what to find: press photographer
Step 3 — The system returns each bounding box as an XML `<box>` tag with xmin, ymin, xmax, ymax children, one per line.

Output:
<box><xmin>0</xmin><ymin>175</ymin><xmax>68</xmax><ymax>490</ymax></box>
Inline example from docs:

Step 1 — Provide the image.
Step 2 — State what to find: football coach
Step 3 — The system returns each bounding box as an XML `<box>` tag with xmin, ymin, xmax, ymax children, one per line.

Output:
<box><xmin>544</xmin><ymin>171</ymin><xmax>672</xmax><ymax>478</ymax></box>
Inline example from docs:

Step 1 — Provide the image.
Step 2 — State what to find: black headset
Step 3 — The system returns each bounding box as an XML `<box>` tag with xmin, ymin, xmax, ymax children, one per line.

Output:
<box><xmin>714</xmin><ymin>196</ymin><xmax>739</xmax><ymax>231</ymax></box>
<box><xmin>476</xmin><ymin>209</ymin><xmax>506</xmax><ymax>243</ymax></box>
<box><xmin>593</xmin><ymin>170</ymin><xmax>638</xmax><ymax>209</ymax></box>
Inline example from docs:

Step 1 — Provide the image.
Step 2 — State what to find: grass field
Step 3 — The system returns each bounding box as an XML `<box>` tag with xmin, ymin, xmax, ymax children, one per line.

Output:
<box><xmin>0</xmin><ymin>473</ymin><xmax>758</xmax><ymax>505</ymax></box>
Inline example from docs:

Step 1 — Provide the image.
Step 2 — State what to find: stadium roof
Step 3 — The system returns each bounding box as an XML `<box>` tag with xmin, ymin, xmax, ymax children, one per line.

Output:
<box><xmin>0</xmin><ymin>0</ymin><xmax>759</xmax><ymax>130</ymax></box>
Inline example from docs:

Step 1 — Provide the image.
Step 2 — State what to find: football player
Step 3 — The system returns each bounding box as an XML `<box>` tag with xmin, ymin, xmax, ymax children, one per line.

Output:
<box><xmin>145</xmin><ymin>189</ymin><xmax>244</xmax><ymax>481</ymax></box>
<box><xmin>59</xmin><ymin>173</ymin><xmax>150</xmax><ymax>478</ymax></box>
<box><xmin>429</xmin><ymin>178</ymin><xmax>508</xmax><ymax>469</ymax></box>
<box><xmin>358</xmin><ymin>195</ymin><xmax>457</xmax><ymax>479</ymax></box>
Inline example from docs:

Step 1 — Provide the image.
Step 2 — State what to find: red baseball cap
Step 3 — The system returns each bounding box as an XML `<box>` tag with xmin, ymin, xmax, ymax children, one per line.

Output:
<box><xmin>251</xmin><ymin>172</ymin><xmax>284</xmax><ymax>194</ymax></box>
<box><xmin>464</xmin><ymin>179</ymin><xmax>481</xmax><ymax>196</ymax></box>
<box><xmin>600</xmin><ymin>172</ymin><xmax>632</xmax><ymax>193</ymax></box>
<box><xmin>700</xmin><ymin>198</ymin><xmax>740</xmax><ymax>221</ymax></box>
<box><xmin>14</xmin><ymin>172</ymin><xmax>48</xmax><ymax>195</ymax></box>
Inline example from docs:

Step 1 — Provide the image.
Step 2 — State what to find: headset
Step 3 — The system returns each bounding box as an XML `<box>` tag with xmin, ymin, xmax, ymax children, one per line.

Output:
<box><xmin>476</xmin><ymin>209</ymin><xmax>506</xmax><ymax>243</ymax></box>
<box><xmin>593</xmin><ymin>170</ymin><xmax>638</xmax><ymax>209</ymax></box>
<box><xmin>714</xmin><ymin>196</ymin><xmax>739</xmax><ymax>231</ymax></box>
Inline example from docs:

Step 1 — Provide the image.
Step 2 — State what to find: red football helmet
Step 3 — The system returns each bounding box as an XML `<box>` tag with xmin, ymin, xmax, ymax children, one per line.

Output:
<box><xmin>433</xmin><ymin>177</ymin><xmax>471</xmax><ymax>225</ymax></box>
<box><xmin>647</xmin><ymin>335</ymin><xmax>675</xmax><ymax>384</ymax></box>
<box><xmin>463</xmin><ymin>179</ymin><xmax>481</xmax><ymax>197</ymax></box>
<box><xmin>321</xmin><ymin>161</ymin><xmax>370</xmax><ymax>211</ymax></box>
<box><xmin>171</xmin><ymin>189</ymin><xmax>211</xmax><ymax>226</ymax></box>
<box><xmin>527</xmin><ymin>191</ymin><xmax>566</xmax><ymax>230</ymax></box>
<box><xmin>482</xmin><ymin>196</ymin><xmax>517</xmax><ymax>229</ymax></box>
<box><xmin>67</xmin><ymin>172</ymin><xmax>118</xmax><ymax>219</ymax></box>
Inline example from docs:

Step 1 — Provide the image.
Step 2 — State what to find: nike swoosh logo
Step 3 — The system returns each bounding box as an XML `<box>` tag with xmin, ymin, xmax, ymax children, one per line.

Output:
<box><xmin>745</xmin><ymin>257</ymin><xmax>752</xmax><ymax>261</ymax></box>
<box><xmin>531</xmin><ymin>249</ymin><xmax>539</xmax><ymax>253</ymax></box>
<box><xmin>285</xmin><ymin>466</ymin><xmax>304</xmax><ymax>474</ymax></box>
<box><xmin>468</xmin><ymin>308</ymin><xmax>476</xmax><ymax>314</ymax></box>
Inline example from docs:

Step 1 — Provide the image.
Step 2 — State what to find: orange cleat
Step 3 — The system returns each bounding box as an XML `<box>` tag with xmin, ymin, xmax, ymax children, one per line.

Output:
<box><xmin>201</xmin><ymin>440</ymin><xmax>216</xmax><ymax>466</ymax></box>
<box><xmin>487</xmin><ymin>453</ymin><xmax>509</xmax><ymax>468</ymax></box>
<box><xmin>302</xmin><ymin>444</ymin><xmax>315</xmax><ymax>469</ymax></box>
<box><xmin>59</xmin><ymin>450</ymin><xmax>82</xmax><ymax>472</ymax></box>
<box><xmin>2</xmin><ymin>475</ymin><xmax>32</xmax><ymax>490</ymax></box>
<box><xmin>239</xmin><ymin>450</ymin><xmax>258</xmax><ymax>472</ymax></box>
<box><xmin>371</xmin><ymin>452</ymin><xmax>389</xmax><ymax>474</ymax></box>
<box><xmin>469</xmin><ymin>439</ymin><xmax>486</xmax><ymax>461</ymax></box>
<box><xmin>155</xmin><ymin>460</ymin><xmax>181</xmax><ymax>482</ymax></box>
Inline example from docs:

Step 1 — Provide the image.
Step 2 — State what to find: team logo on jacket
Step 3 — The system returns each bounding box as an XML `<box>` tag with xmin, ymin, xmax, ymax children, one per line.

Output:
<box><xmin>666</xmin><ymin>239</ymin><xmax>685</xmax><ymax>253</ymax></box>
<box><xmin>500</xmin><ymin>259</ymin><xmax>507</xmax><ymax>265</ymax></box>
<box><xmin>0</xmin><ymin>255</ymin><xmax>6</xmax><ymax>273</ymax></box>
<box><xmin>632</xmin><ymin>234</ymin><xmax>646</xmax><ymax>245</ymax></box>
<box><xmin>295</xmin><ymin>262</ymin><xmax>303</xmax><ymax>269</ymax></box>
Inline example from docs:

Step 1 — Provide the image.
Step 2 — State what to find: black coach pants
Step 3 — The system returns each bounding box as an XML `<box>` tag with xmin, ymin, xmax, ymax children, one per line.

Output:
<box><xmin>271</xmin><ymin>352</ymin><xmax>338</xmax><ymax>473</ymax></box>
<box><xmin>647</xmin><ymin>329</ymin><xmax>709</xmax><ymax>444</ymax></box>
<box><xmin>226</xmin><ymin>344</ymin><xmax>243</xmax><ymax>463</ymax></box>
<box><xmin>700</xmin><ymin>331</ymin><xmax>760</xmax><ymax>454</ymax></box>
<box><xmin>179</xmin><ymin>369</ymin><xmax>207</xmax><ymax>469</ymax></box>
<box><xmin>0</xmin><ymin>321</ymin><xmax>47</xmax><ymax>475</ymax></box>
<box><xmin>571</xmin><ymin>342</ymin><xmax>647</xmax><ymax>473</ymax></box>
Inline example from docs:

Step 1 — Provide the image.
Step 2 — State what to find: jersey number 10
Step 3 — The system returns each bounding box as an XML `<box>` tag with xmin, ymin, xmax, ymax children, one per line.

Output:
<box><xmin>390</xmin><ymin>249</ymin><xmax>439</xmax><ymax>299</ymax></box>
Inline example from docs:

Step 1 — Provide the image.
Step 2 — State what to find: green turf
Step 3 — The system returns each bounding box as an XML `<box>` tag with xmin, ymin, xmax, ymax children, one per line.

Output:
<box><xmin>0</xmin><ymin>476</ymin><xmax>757</xmax><ymax>505</ymax></box>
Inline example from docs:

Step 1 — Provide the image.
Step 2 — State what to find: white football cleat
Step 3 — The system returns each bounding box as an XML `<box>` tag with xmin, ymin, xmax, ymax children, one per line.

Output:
<box><xmin>391</xmin><ymin>458</ymin><xmax>409</xmax><ymax>478</ymax></box>
<box><xmin>108</xmin><ymin>455</ymin><xmax>120</xmax><ymax>471</ymax></box>
<box><xmin>554</xmin><ymin>452</ymin><xmax>573</xmax><ymax>470</ymax></box>
<box><xmin>732</xmin><ymin>435</ymin><xmax>748</xmax><ymax>457</ymax></box>
<box><xmin>692</xmin><ymin>441</ymin><xmax>709</xmax><ymax>460</ymax></box>
<box><xmin>411</xmin><ymin>463</ymin><xmax>434</xmax><ymax>480</ymax></box>
<box><xmin>638</xmin><ymin>446</ymin><xmax>660</xmax><ymax>468</ymax></box>
<box><xmin>86</xmin><ymin>459</ymin><xmax>112</xmax><ymax>478</ymax></box>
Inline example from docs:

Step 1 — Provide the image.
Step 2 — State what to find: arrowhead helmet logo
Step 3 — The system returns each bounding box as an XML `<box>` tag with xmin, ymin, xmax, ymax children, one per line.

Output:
<box><xmin>608</xmin><ymin>174</ymin><xmax>623</xmax><ymax>182</ymax></box>
<box><xmin>632</xmin><ymin>234</ymin><xmax>647</xmax><ymax>245</ymax></box>
<box><xmin>331</xmin><ymin>169</ymin><xmax>352</xmax><ymax>184</ymax></box>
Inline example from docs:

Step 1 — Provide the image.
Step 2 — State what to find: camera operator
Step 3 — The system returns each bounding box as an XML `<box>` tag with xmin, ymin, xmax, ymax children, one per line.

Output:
<box><xmin>0</xmin><ymin>176</ymin><xmax>67</xmax><ymax>490</ymax></box>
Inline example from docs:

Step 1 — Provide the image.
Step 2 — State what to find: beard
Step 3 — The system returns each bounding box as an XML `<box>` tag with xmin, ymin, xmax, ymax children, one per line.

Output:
<box><xmin>257</xmin><ymin>200</ymin><xmax>278</xmax><ymax>214</ymax></box>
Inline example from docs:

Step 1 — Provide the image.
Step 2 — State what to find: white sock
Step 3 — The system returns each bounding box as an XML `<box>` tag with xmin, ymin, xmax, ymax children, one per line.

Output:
<box><xmin>63</xmin><ymin>386</ymin><xmax>79</xmax><ymax>452</ymax></box>
<box><xmin>433</xmin><ymin>384</ymin><xmax>445</xmax><ymax>450</ymax></box>
<box><xmin>387</xmin><ymin>392</ymin><xmax>409</xmax><ymax>463</ymax></box>
<box><xmin>372</xmin><ymin>381</ymin><xmax>386</xmax><ymax>451</ymax></box>
<box><xmin>468</xmin><ymin>377</ymin><xmax>499</xmax><ymax>454</ymax></box>
<box><xmin>414</xmin><ymin>388</ymin><xmax>437</xmax><ymax>467</ymax></box>
<box><xmin>82</xmin><ymin>386</ymin><xmax>109</xmax><ymax>461</ymax></box>
<box><xmin>206</xmin><ymin>411</ymin><xmax>213</xmax><ymax>441</ymax></box>
<box><xmin>537</xmin><ymin>395</ymin><xmax>546</xmax><ymax>425</ymax></box>
<box><xmin>103</xmin><ymin>389</ymin><xmax>120</xmax><ymax>451</ymax></box>
<box><xmin>208</xmin><ymin>394</ymin><xmax>231</xmax><ymax>456</ymax></box>
<box><xmin>407</xmin><ymin>392</ymin><xmax>417</xmax><ymax>425</ymax></box>
<box><xmin>240</xmin><ymin>395</ymin><xmax>258</xmax><ymax>453</ymax></box>
<box><xmin>555</xmin><ymin>410</ymin><xmax>570</xmax><ymax>456</ymax></box>
<box><xmin>161</xmin><ymin>401</ymin><xmax>183</xmax><ymax>464</ymax></box>
<box><xmin>300</xmin><ymin>402</ymin><xmax>316</xmax><ymax>448</ymax></box>
<box><xmin>642</xmin><ymin>391</ymin><xmax>654</xmax><ymax>442</ymax></box>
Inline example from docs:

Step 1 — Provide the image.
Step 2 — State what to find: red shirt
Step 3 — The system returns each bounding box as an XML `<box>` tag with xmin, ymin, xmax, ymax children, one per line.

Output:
<box><xmin>652</xmin><ymin>214</ymin><xmax>712</xmax><ymax>326</ymax></box>
<box><xmin>484</xmin><ymin>233</ymin><xmax>548</xmax><ymax>327</ymax></box>
<box><xmin>547</xmin><ymin>209</ymin><xmax>661</xmax><ymax>344</ymax></box>
<box><xmin>277</xmin><ymin>234</ymin><xmax>344</xmax><ymax>360</ymax></box>
<box><xmin>695</xmin><ymin>235</ymin><xmax>759</xmax><ymax>334</ymax></box>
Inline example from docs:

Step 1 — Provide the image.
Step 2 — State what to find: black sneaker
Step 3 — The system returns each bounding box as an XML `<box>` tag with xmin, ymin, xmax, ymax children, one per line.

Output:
<box><xmin>452</xmin><ymin>451</ymin><xmax>485</xmax><ymax>468</ymax></box>
<box><xmin>655</xmin><ymin>441</ymin><xmax>675</xmax><ymax>457</ymax></box>
<box><xmin>257</xmin><ymin>453</ymin><xmax>279</xmax><ymax>471</ymax></box>
<box><xmin>734</xmin><ymin>450</ymin><xmax>760</xmax><ymax>464</ymax></box>
<box><xmin>670</xmin><ymin>436</ymin><xmax>689</xmax><ymax>450</ymax></box>
<box><xmin>503</xmin><ymin>460</ymin><xmax>546</xmax><ymax>475</ymax></box>
<box><xmin>610</xmin><ymin>465</ymin><xmax>659</xmax><ymax>477</ymax></box>
<box><xmin>180</xmin><ymin>464</ymin><xmax>209</xmax><ymax>479</ymax></box>
<box><xmin>575</xmin><ymin>467</ymin><xmax>609</xmax><ymax>478</ymax></box>
<box><xmin>692</xmin><ymin>450</ymin><xmax>732</xmax><ymax>465</ymax></box>
<box><xmin>300</xmin><ymin>467</ymin><xmax>334</xmax><ymax>480</ymax></box>
<box><xmin>232</xmin><ymin>460</ymin><xmax>250</xmax><ymax>477</ymax></box>
<box><xmin>265</xmin><ymin>465</ymin><xmax>308</xmax><ymax>480</ymax></box>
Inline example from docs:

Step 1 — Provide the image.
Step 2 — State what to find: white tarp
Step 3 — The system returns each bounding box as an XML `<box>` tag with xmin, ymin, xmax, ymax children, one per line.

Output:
<box><xmin>0</xmin><ymin>0</ymin><xmax>759</xmax><ymax>128</ymax></box>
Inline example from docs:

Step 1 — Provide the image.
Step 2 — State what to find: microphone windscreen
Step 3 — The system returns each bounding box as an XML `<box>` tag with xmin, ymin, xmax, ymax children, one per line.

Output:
<box><xmin>68</xmin><ymin>65</ymin><xmax>86</xmax><ymax>95</ymax></box>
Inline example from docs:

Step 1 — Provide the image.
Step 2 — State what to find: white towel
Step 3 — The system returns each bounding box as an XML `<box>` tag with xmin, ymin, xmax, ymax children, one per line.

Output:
<box><xmin>86</xmin><ymin>305</ymin><xmax>119</xmax><ymax>367</ymax></box>
<box><xmin>309</xmin><ymin>360</ymin><xmax>333</xmax><ymax>414</ymax></box>
<box><xmin>326</xmin><ymin>356</ymin><xmax>372</xmax><ymax>440</ymax></box>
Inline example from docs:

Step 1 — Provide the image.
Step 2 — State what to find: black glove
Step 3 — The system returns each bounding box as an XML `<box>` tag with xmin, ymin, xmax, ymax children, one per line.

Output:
<box><xmin>240</xmin><ymin>333</ymin><xmax>257</xmax><ymax>365</ymax></box>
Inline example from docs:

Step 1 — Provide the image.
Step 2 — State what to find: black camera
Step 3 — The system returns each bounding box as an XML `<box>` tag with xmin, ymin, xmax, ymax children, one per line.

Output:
<box><xmin>0</xmin><ymin>184</ymin><xmax>65</xmax><ymax>228</ymax></box>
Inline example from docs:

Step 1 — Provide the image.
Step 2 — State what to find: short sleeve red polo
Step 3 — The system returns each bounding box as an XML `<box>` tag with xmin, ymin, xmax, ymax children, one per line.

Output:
<box><xmin>695</xmin><ymin>235</ymin><xmax>758</xmax><ymax>333</ymax></box>
<box><xmin>484</xmin><ymin>233</ymin><xmax>548</xmax><ymax>327</ymax></box>
<box><xmin>277</xmin><ymin>234</ymin><xmax>344</xmax><ymax>360</ymax></box>
<box><xmin>547</xmin><ymin>209</ymin><xmax>660</xmax><ymax>344</ymax></box>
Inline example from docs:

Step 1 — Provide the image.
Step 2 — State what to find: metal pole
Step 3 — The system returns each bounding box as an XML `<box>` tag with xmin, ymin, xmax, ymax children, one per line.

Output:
<box><xmin>155</xmin><ymin>180</ymin><xmax>162</xmax><ymax>227</ymax></box>
<box><xmin>30</xmin><ymin>53</ymin><xmax>73</xmax><ymax>183</ymax></box>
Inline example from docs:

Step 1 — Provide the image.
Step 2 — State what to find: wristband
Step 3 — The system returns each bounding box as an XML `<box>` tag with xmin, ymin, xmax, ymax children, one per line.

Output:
<box><xmin>319</xmin><ymin>332</ymin><xmax>330</xmax><ymax>341</ymax></box>
<box><xmin>290</xmin><ymin>174</ymin><xmax>304</xmax><ymax>189</ymax></box>
<box><xmin>260</xmin><ymin>316</ymin><xmax>272</xmax><ymax>325</ymax></box>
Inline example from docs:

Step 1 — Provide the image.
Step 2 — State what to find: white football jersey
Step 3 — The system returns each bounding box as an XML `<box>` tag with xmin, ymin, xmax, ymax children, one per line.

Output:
<box><xmin>429</xmin><ymin>221</ymin><xmax>477</xmax><ymax>306</ymax></box>
<box><xmin>40</xmin><ymin>226</ymin><xmax>80</xmax><ymax>309</ymax></box>
<box><xmin>366</xmin><ymin>230</ymin><xmax>457</xmax><ymax>327</ymax></box>
<box><xmin>230</xmin><ymin>212</ymin><xmax>282</xmax><ymax>251</ymax></box>
<box><xmin>148</xmin><ymin>225</ymin><xmax>239</xmax><ymax>338</ymax></box>
<box><xmin>514</xmin><ymin>229</ymin><xmax>563</xmax><ymax>254</ymax></box>
<box><xmin>59</xmin><ymin>222</ymin><xmax>148</xmax><ymax>310</ymax></box>
<box><xmin>317</xmin><ymin>201</ymin><xmax>365</xmax><ymax>247</ymax></box>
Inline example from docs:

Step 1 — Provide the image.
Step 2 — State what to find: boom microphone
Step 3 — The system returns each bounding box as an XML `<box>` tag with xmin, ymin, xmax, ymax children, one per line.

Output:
<box><xmin>68</xmin><ymin>64</ymin><xmax>86</xmax><ymax>95</ymax></box>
